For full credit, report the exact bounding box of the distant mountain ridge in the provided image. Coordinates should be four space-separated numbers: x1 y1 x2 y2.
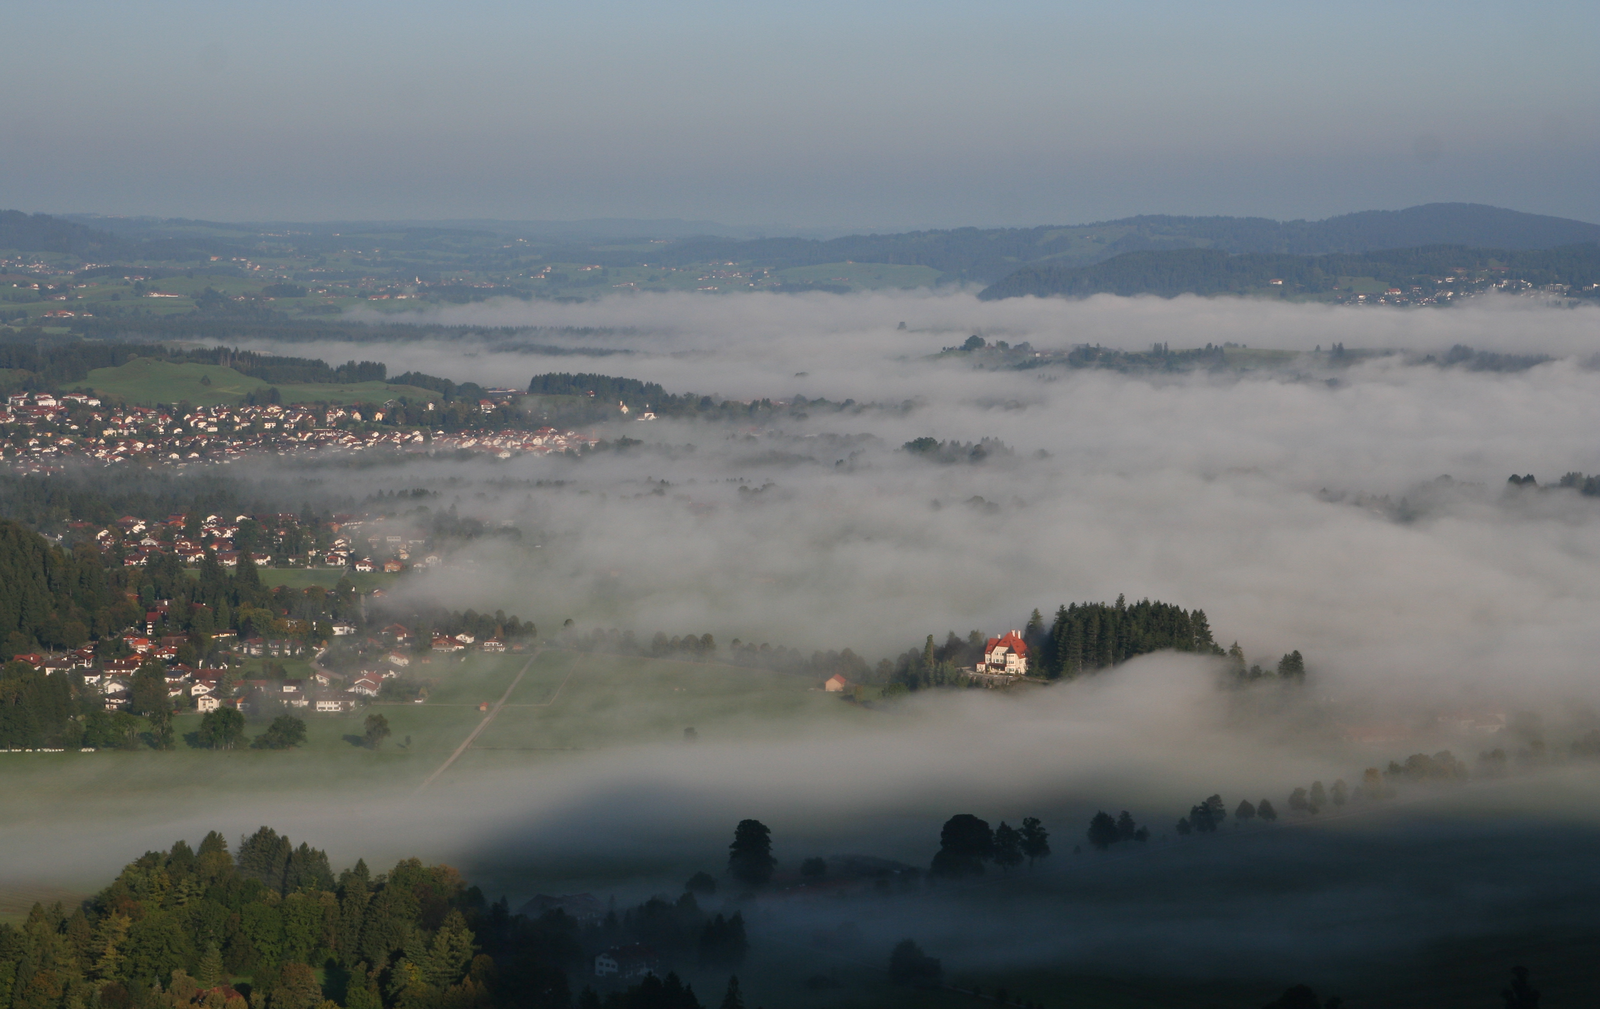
631 203 1600 282
7 204 1600 288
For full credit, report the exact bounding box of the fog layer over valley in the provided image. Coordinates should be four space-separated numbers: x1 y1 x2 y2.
9 291 1600 1001
275 292 1600 699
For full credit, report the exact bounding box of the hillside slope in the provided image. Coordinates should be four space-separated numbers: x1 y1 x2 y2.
978 243 1600 300
0 211 127 258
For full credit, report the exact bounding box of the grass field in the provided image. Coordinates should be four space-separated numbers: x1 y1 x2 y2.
0 649 847 813
68 357 443 407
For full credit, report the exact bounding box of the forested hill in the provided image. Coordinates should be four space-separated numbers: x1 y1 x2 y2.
645 203 1600 282
977 243 1600 301
0 210 128 258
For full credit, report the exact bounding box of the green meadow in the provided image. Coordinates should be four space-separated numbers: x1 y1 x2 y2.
0 649 850 830
68 357 443 407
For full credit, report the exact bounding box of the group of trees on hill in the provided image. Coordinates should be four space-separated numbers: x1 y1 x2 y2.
525 372 782 426
929 814 1051 877
0 826 576 1009
1225 644 1306 685
1085 811 1149 850
1034 596 1222 679
901 437 1013 465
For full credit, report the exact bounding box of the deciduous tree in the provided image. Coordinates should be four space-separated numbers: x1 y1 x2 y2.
931 814 993 876
1019 817 1050 868
198 707 245 750
363 713 391 749
727 820 775 887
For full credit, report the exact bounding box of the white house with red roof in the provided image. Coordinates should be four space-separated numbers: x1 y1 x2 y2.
976 630 1029 678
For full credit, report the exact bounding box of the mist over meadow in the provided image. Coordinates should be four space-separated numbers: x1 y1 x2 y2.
237 291 1600 700
11 290 1600 997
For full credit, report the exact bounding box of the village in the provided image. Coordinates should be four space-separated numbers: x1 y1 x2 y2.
3 610 529 745
0 390 597 474
0 492 542 749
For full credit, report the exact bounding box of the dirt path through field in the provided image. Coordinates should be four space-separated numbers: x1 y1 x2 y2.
414 648 571 792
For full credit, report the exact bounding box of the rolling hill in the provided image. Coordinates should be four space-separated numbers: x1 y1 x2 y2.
977 243 1600 301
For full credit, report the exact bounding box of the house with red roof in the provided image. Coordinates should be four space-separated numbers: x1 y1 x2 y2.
976 630 1029 678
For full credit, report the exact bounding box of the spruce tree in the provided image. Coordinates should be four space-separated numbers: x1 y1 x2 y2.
196 943 223 988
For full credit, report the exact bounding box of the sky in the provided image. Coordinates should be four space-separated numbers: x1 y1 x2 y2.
3 0 1598 228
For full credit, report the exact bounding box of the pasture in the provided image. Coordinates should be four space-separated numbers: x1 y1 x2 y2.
68 357 443 407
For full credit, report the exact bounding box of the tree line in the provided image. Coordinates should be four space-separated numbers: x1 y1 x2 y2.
1033 597 1221 679
979 242 1600 300
0 335 471 401
0 826 576 1009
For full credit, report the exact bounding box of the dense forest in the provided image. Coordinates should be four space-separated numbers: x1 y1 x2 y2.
978 243 1600 300
0 520 122 656
0 827 752 1009
0 828 574 1009
1035 597 1222 678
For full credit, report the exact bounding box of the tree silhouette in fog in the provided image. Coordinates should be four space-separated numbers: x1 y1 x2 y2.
1019 817 1051 867
727 820 775 887
1502 966 1540 1009
931 814 994 876
888 939 941 985
992 822 1023 872
1086 812 1120 851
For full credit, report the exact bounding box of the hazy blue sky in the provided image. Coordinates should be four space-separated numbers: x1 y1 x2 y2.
3 0 1597 228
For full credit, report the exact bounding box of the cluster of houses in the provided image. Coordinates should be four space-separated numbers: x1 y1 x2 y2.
9 612 515 716
65 507 449 575
0 390 597 475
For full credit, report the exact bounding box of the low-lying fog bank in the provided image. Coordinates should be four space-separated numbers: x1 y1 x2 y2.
222 292 1600 711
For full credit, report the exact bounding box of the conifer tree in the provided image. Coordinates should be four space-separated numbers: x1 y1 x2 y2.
196 943 224 988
